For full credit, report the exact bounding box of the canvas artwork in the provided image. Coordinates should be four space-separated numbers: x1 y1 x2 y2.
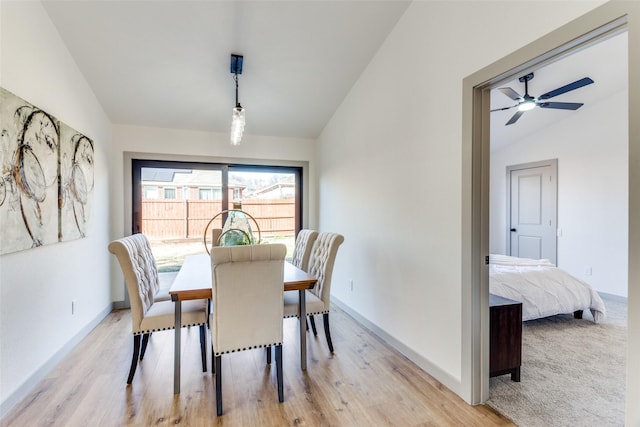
59 123 94 241
0 87 94 255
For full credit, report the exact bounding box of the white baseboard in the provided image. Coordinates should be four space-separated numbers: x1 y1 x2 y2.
331 296 463 397
599 291 628 303
0 303 113 419
112 299 129 310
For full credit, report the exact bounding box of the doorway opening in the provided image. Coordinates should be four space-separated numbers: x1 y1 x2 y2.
462 7 631 412
486 29 628 424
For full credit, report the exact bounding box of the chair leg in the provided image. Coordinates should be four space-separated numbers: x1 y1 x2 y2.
199 325 207 372
275 344 284 403
127 335 141 384
139 333 150 360
309 315 318 336
211 345 215 374
323 313 334 353
215 356 223 416
266 346 272 364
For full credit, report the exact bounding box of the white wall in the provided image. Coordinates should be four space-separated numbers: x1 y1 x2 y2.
109 125 316 301
491 89 628 297
2 0 630 420
317 0 605 397
0 1 112 415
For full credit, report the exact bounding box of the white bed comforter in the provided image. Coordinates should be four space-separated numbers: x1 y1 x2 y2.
489 254 606 323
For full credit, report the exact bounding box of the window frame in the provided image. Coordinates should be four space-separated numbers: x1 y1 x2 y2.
132 159 302 236
163 187 177 199
198 187 214 200
143 185 159 199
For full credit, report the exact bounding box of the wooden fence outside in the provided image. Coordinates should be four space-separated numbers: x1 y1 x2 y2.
141 199 295 240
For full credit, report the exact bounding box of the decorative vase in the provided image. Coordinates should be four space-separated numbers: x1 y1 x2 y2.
219 203 254 246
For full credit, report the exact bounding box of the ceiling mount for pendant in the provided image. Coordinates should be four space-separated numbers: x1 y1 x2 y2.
230 54 243 75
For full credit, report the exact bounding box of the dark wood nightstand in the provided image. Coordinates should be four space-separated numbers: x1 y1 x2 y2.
489 294 522 382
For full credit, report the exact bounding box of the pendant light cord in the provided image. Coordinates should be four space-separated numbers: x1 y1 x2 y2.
234 73 241 108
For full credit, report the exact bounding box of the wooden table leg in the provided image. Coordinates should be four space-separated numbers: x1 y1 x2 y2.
174 300 182 394
299 289 307 370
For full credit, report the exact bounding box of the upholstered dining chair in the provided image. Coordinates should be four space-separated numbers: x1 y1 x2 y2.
283 232 344 352
108 233 208 384
110 233 173 303
290 229 318 272
210 244 287 416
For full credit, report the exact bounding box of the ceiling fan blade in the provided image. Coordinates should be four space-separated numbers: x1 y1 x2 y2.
538 77 594 100
498 87 522 101
491 104 518 112
505 110 524 125
538 102 584 110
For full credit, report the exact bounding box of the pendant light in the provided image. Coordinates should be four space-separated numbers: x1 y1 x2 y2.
230 54 244 146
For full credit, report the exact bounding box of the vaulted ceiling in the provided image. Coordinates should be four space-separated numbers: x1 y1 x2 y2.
42 0 410 139
42 1 626 147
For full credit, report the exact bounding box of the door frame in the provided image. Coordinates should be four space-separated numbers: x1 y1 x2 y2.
461 2 638 415
506 159 558 264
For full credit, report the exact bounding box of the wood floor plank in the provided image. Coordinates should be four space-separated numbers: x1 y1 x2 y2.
1 305 514 426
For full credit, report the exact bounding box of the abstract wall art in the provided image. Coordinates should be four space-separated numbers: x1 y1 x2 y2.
0 87 94 255
59 124 95 241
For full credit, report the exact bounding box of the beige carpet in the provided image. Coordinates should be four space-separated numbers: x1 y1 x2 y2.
487 293 627 427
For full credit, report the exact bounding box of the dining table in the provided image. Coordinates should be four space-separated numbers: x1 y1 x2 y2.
169 253 317 394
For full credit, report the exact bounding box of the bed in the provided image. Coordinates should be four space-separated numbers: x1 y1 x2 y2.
489 254 606 323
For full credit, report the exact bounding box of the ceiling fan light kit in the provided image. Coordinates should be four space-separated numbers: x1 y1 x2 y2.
518 99 536 112
492 71 594 125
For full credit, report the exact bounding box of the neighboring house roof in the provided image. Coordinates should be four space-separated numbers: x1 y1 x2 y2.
141 168 244 189
246 182 295 199
141 168 185 182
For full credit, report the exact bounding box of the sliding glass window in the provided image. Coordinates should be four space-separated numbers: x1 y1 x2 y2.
132 159 302 272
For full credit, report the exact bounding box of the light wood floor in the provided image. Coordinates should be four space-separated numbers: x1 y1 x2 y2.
2 304 514 426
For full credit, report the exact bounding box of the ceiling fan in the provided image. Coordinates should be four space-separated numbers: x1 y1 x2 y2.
492 72 594 125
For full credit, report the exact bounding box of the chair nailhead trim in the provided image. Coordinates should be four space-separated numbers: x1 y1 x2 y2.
214 342 282 357
283 310 329 319
134 322 206 335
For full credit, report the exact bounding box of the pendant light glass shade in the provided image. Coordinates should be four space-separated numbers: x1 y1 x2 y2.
230 105 245 146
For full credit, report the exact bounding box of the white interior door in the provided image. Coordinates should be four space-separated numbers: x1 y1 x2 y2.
508 160 557 264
